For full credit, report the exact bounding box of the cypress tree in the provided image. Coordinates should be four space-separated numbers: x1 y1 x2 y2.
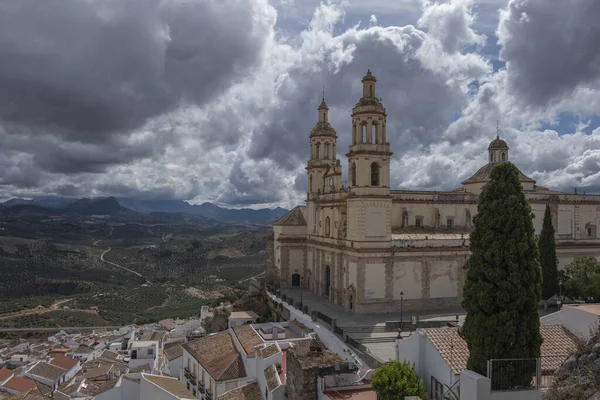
540 204 558 300
462 162 542 383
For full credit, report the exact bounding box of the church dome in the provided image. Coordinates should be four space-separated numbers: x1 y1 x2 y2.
488 136 508 150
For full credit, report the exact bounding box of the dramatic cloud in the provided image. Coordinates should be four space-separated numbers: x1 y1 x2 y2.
1 0 600 206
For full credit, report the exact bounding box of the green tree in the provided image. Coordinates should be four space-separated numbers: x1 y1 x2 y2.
563 257 600 300
462 162 542 382
371 361 427 400
540 204 558 300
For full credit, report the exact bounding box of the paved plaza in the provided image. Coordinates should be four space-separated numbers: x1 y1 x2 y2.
278 287 465 327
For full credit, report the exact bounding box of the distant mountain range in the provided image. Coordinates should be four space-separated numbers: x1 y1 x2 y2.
1 196 288 225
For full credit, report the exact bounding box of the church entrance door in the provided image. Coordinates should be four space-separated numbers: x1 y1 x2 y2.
324 265 331 298
291 273 300 287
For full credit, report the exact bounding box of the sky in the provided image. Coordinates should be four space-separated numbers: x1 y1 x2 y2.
1 0 600 208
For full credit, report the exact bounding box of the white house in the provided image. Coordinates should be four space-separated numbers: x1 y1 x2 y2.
182 330 254 400
164 344 184 379
396 325 579 399
129 340 159 371
50 354 81 382
71 344 97 362
26 361 68 390
541 304 600 341
228 311 259 329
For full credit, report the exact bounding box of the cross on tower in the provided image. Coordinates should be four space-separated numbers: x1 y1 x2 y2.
322 86 325 102
496 120 500 139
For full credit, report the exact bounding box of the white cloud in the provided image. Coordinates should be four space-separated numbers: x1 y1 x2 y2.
1 0 600 206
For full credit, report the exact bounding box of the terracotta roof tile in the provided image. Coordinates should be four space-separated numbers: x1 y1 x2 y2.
4 389 50 400
183 331 247 381
264 366 281 392
218 381 262 400
50 355 79 371
3 376 37 392
273 206 307 226
84 363 113 379
28 362 66 382
422 325 578 375
143 373 195 399
462 162 535 185
258 344 280 359
421 327 469 374
164 344 184 361
0 367 14 382
540 325 578 372
232 325 264 357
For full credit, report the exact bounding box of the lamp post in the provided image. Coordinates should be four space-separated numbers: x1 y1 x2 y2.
400 291 404 326
558 279 563 310
300 277 304 313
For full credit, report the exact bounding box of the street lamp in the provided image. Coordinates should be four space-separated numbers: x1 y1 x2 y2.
558 279 563 310
400 291 404 326
300 277 304 313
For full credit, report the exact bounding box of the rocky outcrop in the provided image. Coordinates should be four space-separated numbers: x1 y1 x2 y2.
546 337 600 399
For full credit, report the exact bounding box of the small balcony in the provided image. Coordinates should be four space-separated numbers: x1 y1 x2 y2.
198 381 205 391
183 367 192 380
206 389 213 399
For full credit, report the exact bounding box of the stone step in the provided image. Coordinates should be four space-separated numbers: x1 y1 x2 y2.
355 337 396 344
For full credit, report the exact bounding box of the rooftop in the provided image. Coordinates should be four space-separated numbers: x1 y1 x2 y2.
143 373 195 399
422 324 578 375
78 378 121 397
229 311 259 320
264 366 281 392
462 162 535 185
218 381 262 400
183 331 247 381
164 344 184 361
84 363 113 379
231 325 264 356
50 355 79 370
3 376 37 393
325 388 377 400
4 389 48 400
258 344 280 359
0 367 14 382
28 362 67 382
273 206 307 226
565 303 600 316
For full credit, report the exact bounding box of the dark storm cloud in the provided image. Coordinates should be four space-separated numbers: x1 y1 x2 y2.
0 0 267 143
248 26 464 174
499 0 600 107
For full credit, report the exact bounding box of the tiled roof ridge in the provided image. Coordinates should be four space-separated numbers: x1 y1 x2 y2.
273 206 307 226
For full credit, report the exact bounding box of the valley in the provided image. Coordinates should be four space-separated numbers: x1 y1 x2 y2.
0 197 277 329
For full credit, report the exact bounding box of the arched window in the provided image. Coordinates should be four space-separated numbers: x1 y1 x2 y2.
371 162 380 186
501 152 506 162
309 175 313 192
489 153 493 163
325 143 330 159
371 124 377 144
325 217 331 237
361 125 367 143
351 163 357 186
316 143 321 159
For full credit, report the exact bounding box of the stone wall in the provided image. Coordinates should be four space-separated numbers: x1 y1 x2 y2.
265 231 275 286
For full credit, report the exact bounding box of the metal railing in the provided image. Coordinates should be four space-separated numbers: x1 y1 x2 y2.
487 355 569 391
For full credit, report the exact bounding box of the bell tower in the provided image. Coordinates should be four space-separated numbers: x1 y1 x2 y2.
345 70 392 242
306 93 341 233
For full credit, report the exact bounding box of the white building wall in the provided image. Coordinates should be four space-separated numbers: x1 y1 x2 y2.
167 356 183 379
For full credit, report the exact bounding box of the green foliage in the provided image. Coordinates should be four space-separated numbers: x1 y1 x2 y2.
371 361 427 400
562 257 600 300
540 204 558 299
461 162 542 380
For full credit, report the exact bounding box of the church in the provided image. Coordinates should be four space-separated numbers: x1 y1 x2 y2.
266 70 600 313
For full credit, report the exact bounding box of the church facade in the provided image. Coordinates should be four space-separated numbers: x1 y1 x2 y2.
266 71 600 313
